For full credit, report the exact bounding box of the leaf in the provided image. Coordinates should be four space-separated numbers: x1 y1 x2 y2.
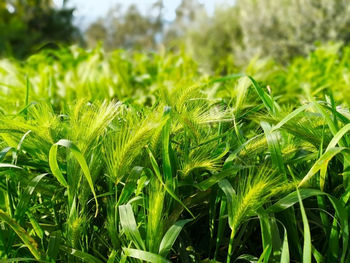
234 254 258 263
0 209 42 260
118 204 146 250
298 147 347 187
47 231 62 261
268 188 323 213
196 168 238 191
325 123 350 151
247 76 276 115
257 210 272 263
49 139 99 217
0 163 22 169
267 188 349 261
257 245 271 263
26 212 43 239
117 166 144 206
48 143 68 187
0 147 13 162
297 189 311 263
218 179 236 229
107 250 118 263
162 107 173 186
0 258 38 262
146 147 195 218
214 198 227 259
209 74 276 115
280 226 290 263
159 219 192 256
123 248 171 263
60 245 104 263
16 174 47 224
271 103 313 132
261 121 285 174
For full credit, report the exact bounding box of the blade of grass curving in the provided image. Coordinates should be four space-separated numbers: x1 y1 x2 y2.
0 163 22 169
271 103 313 132
312 101 350 197
49 139 98 216
312 245 324 263
48 144 68 187
12 130 31 165
298 147 347 187
247 76 276 115
159 219 192 257
325 123 350 150
325 123 350 194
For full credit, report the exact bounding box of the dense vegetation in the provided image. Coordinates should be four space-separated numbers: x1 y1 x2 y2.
1 44 350 263
0 0 78 58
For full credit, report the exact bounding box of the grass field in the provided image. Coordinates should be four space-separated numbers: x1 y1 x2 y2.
1 45 350 262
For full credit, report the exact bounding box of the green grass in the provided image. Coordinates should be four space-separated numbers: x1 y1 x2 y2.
0 45 350 262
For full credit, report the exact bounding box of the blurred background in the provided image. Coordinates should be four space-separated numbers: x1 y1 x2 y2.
1 0 350 71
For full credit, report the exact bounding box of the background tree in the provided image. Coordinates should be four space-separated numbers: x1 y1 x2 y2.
184 5 241 73
236 0 350 64
164 0 205 44
0 0 79 58
85 2 163 51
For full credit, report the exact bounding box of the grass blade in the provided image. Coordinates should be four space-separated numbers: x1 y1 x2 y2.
60 245 104 263
118 204 146 250
123 247 171 263
0 209 42 260
159 219 192 256
297 189 311 263
49 139 99 216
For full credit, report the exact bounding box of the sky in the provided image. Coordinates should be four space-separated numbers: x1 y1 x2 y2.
53 0 229 29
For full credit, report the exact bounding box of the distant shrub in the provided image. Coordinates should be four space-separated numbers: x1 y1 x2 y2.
236 0 350 63
185 6 242 73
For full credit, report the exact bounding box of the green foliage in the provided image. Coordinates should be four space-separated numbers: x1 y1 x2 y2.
184 5 241 73
249 44 350 106
236 0 350 63
1 45 350 263
182 0 350 70
0 0 79 58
